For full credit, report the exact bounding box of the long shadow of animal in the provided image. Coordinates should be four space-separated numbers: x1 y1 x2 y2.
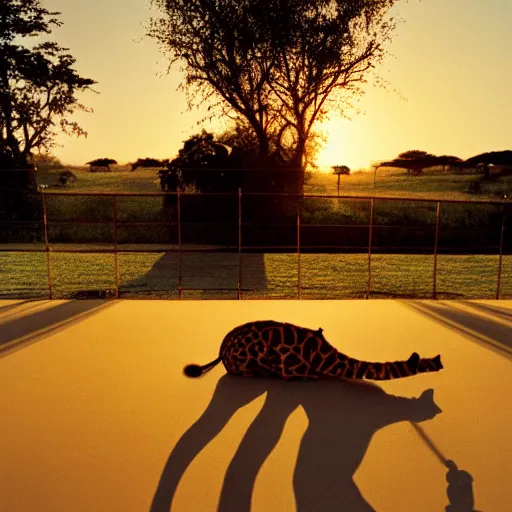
150 375 442 512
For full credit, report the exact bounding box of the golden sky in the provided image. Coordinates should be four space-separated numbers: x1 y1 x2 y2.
41 0 512 171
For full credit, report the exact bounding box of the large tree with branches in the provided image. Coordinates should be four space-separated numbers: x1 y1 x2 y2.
0 0 96 190
148 0 404 194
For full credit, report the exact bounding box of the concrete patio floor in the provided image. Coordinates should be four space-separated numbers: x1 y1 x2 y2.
0 299 510 512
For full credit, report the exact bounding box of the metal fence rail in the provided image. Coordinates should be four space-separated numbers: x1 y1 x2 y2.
0 189 509 300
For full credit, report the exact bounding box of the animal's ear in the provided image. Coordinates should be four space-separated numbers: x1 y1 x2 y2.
411 388 442 421
418 388 434 401
433 354 443 369
418 388 442 415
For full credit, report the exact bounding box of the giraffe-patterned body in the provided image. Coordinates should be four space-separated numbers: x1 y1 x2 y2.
184 320 443 380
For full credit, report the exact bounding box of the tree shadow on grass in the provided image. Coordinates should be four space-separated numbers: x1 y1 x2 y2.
0 299 116 357
121 251 267 299
404 301 512 359
150 374 442 512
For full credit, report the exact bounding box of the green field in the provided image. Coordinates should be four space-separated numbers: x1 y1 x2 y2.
36 164 512 200
1 165 509 300
1 251 510 300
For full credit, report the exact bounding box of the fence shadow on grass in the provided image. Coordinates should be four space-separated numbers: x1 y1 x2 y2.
121 251 267 298
404 301 512 358
150 374 442 512
0 299 116 357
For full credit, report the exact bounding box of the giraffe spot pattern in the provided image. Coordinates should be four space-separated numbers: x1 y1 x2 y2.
216 321 443 381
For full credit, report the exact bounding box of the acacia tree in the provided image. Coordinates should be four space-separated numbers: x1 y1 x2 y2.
131 158 169 171
332 165 350 175
0 0 96 184
148 0 404 193
86 158 117 171
376 151 464 175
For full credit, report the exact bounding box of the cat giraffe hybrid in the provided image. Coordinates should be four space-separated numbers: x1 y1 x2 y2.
184 321 443 381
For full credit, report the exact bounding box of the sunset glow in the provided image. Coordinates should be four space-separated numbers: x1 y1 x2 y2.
315 117 372 172
40 0 511 169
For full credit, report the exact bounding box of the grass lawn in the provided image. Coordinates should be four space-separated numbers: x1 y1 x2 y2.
36 165 511 201
1 251 510 300
305 168 483 200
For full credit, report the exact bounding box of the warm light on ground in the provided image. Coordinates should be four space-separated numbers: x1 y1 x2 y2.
0 299 510 511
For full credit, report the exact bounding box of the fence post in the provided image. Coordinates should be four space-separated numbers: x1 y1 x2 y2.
238 188 242 300
42 192 52 299
496 213 506 300
113 195 119 298
177 191 183 300
366 198 374 299
297 201 301 299
432 202 441 299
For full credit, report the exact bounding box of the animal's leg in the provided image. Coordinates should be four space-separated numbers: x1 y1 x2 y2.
218 386 300 511
150 374 266 512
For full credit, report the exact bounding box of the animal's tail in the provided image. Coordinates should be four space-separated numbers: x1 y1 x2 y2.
183 356 222 378
348 353 443 380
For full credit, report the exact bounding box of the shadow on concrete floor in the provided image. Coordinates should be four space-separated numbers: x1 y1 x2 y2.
0 299 49 315
0 299 115 357
460 300 512 320
410 423 481 512
404 301 511 359
150 375 443 512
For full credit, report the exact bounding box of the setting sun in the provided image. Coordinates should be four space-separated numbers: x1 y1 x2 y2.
315 117 372 172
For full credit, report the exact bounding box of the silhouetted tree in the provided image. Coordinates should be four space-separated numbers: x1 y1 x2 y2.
332 165 350 194
378 150 441 176
469 158 512 179
158 131 243 225
0 0 96 181
397 150 433 160
86 158 117 171
435 155 463 172
159 131 241 193
56 169 77 186
0 0 95 232
465 150 512 167
148 0 407 194
131 158 169 171
376 152 469 176
216 121 299 194
31 152 64 172
332 165 351 176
